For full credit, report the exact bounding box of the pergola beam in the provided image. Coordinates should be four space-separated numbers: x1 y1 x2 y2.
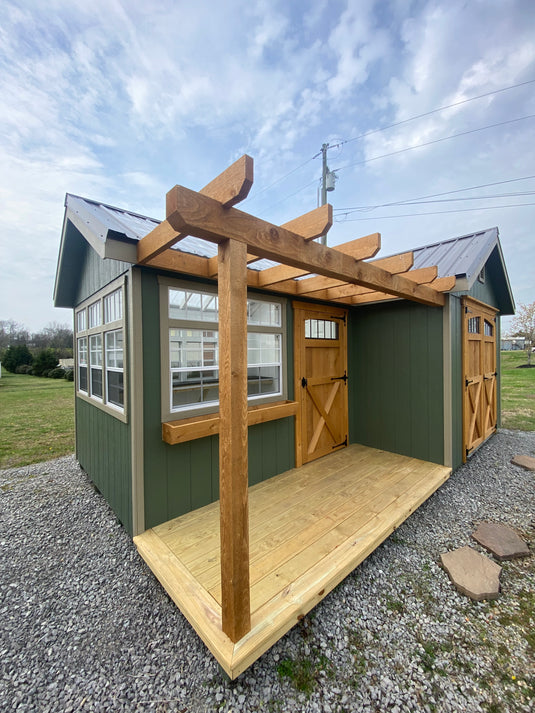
165 186 445 307
137 155 254 264
257 232 380 288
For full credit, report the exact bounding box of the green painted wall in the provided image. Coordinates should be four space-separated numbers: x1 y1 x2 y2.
76 398 132 533
140 269 296 529
75 237 130 305
348 300 444 465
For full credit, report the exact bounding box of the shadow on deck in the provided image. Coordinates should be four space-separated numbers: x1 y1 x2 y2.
134 444 451 678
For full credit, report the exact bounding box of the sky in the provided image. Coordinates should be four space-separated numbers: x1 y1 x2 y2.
1 0 534 335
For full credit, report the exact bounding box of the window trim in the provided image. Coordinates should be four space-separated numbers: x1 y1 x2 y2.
74 276 127 423
159 277 288 422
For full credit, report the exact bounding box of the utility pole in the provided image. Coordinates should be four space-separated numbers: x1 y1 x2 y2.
320 142 336 246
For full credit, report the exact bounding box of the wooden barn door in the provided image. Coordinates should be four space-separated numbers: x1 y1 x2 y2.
294 302 348 466
462 297 498 462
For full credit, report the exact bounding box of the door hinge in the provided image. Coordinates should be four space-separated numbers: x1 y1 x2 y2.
465 378 474 388
301 377 308 388
331 314 346 324
333 436 348 449
331 371 348 383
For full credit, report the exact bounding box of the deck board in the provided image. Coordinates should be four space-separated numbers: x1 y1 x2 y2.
134 444 450 678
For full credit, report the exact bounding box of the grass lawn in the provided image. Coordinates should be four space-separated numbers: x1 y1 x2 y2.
0 350 533 470
0 370 75 469
500 350 535 430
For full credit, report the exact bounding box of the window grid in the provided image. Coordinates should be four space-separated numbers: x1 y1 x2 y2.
75 282 125 415
167 286 284 414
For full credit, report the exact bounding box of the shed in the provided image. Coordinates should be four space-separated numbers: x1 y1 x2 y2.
54 156 514 677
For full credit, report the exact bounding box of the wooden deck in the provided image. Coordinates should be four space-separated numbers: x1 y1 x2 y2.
133 444 451 678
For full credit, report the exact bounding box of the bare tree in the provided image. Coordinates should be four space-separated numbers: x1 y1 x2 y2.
511 301 535 366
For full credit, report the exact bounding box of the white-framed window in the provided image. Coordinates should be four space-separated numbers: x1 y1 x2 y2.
75 277 126 421
161 281 286 419
88 301 102 328
78 336 88 393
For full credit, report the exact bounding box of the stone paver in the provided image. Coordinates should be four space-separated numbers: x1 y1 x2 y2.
472 521 530 560
511 454 535 471
440 546 501 600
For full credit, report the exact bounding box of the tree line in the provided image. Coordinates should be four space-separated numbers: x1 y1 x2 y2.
0 319 74 378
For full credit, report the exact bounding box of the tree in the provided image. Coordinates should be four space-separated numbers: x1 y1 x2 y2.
0 320 30 350
1 344 33 372
511 301 535 366
32 348 59 377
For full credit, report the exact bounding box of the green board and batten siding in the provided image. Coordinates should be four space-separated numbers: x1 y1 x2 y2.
73 236 133 533
76 399 132 533
139 269 295 530
347 301 445 465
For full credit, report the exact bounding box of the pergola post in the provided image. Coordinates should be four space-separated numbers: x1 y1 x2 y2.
218 238 251 641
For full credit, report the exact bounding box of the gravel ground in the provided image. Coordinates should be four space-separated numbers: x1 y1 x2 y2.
1 429 534 713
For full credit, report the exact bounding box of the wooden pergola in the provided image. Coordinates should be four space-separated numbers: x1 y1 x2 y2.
134 155 453 645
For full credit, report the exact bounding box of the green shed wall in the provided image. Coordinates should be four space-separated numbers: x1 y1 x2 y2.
74 235 130 305
348 300 444 465
71 238 133 533
76 398 133 533
140 269 296 530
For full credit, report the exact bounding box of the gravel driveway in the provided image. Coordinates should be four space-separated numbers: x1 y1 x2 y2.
1 430 534 712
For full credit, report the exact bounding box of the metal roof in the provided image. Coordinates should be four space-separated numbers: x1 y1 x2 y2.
57 194 514 313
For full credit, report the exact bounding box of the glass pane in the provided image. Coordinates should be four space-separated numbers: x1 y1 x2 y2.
247 333 280 365
305 319 338 340
88 301 101 328
79 366 87 392
77 310 86 332
107 370 124 407
91 367 102 398
247 299 281 327
484 320 493 337
247 366 280 396
105 330 123 368
104 288 123 323
169 288 218 322
172 369 219 408
468 316 480 334
170 329 218 369
78 337 87 365
90 334 102 366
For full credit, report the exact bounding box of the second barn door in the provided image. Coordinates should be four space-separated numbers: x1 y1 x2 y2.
294 302 348 466
462 296 498 461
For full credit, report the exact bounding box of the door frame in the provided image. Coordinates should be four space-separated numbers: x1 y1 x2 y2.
461 296 498 462
293 301 349 467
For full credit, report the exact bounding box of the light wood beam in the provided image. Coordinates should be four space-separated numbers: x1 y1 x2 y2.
300 251 414 299
256 231 380 288
137 155 254 264
207 204 333 280
349 273 456 305
143 248 212 278
218 239 251 642
166 187 444 306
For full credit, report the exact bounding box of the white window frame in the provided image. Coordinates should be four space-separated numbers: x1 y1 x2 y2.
74 276 127 422
160 278 287 421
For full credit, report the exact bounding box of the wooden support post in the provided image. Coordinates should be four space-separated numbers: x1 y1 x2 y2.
218 238 251 642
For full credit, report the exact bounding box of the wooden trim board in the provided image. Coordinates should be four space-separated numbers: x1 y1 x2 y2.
162 400 298 445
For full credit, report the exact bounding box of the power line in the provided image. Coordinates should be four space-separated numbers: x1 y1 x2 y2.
335 201 535 222
334 175 535 213
249 78 535 211
339 78 535 147
332 114 535 174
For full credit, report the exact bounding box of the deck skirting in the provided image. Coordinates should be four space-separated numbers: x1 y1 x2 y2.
134 444 451 678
